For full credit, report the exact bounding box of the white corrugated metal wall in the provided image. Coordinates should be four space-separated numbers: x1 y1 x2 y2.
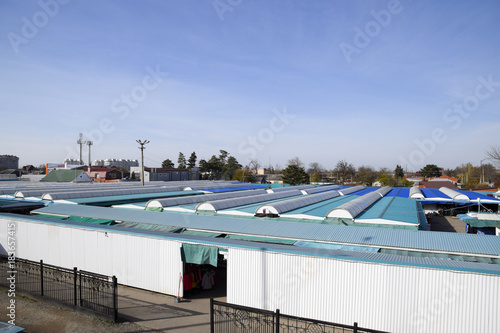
2 215 500 332
227 248 500 333
0 216 184 296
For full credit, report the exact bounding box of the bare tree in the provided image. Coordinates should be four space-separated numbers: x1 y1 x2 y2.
307 162 323 175
482 163 497 183
378 167 391 175
248 159 261 175
287 157 303 167
334 160 355 183
486 145 500 166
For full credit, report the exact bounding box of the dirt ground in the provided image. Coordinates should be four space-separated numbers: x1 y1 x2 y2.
0 290 159 333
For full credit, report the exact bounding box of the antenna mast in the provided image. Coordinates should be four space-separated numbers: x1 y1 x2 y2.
86 140 93 169
77 133 84 165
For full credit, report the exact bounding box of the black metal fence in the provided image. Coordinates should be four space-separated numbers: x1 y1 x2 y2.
210 299 389 333
0 255 117 322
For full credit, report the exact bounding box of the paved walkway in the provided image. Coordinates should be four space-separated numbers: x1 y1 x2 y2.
118 283 227 332
430 215 466 233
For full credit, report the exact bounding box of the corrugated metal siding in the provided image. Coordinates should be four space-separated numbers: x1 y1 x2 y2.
0 216 184 296
227 247 500 333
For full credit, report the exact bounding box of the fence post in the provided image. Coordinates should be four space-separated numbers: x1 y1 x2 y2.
79 270 82 306
112 276 118 323
73 267 77 306
210 298 214 333
40 260 44 296
275 309 280 333
354 322 358 333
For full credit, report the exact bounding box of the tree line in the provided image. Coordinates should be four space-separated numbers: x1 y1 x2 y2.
160 145 500 187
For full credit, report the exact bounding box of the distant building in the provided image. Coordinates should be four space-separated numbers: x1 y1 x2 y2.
46 163 82 174
41 169 92 182
418 180 459 189
0 155 19 170
85 167 122 182
63 158 82 165
428 175 458 184
130 167 199 182
22 165 36 173
94 159 139 170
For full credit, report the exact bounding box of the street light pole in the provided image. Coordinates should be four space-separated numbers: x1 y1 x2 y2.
136 139 150 186
480 159 486 185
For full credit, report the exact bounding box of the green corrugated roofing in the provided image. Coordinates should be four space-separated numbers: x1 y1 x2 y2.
225 234 296 245
294 240 380 252
33 213 115 225
176 229 223 237
41 170 85 182
32 203 500 256
7 212 500 275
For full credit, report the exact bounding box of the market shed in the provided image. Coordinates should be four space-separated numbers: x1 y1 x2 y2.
2 211 500 333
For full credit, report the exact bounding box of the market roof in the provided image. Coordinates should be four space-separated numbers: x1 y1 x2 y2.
32 203 500 257
195 190 301 212
457 213 500 228
8 212 500 275
255 190 341 215
326 187 392 220
145 189 267 211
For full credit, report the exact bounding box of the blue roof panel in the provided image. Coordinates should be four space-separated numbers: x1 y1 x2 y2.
421 188 451 199
386 188 410 198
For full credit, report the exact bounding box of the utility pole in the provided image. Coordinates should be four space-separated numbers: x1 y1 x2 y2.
85 140 93 171
136 139 150 186
77 133 84 165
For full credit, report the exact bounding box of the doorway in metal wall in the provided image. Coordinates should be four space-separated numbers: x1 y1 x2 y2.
181 246 227 301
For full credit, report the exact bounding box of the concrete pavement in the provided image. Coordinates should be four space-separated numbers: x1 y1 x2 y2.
118 282 227 332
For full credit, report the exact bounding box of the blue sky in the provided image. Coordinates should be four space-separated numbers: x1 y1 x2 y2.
1 0 499 172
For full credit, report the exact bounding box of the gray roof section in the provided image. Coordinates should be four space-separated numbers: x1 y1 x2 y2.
146 189 268 210
338 185 365 195
301 185 340 195
195 190 302 212
33 204 500 256
41 186 184 201
269 185 315 193
255 190 340 215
